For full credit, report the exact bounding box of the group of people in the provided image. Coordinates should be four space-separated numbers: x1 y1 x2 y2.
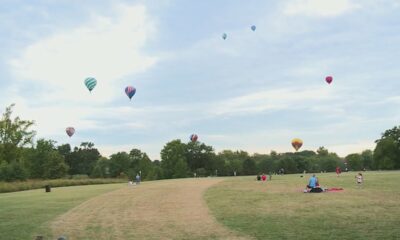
304 171 364 193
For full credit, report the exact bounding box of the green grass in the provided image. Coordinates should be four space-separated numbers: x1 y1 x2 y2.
0 183 125 240
205 171 400 240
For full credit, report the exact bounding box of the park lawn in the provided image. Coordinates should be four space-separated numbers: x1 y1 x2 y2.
0 183 125 240
205 171 400 240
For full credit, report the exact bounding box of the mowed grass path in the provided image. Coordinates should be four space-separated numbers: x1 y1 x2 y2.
205 171 400 240
0 183 125 240
50 178 248 240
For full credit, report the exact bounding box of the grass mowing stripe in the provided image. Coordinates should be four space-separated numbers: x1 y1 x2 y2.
0 183 125 240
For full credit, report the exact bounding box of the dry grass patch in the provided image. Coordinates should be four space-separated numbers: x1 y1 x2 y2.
51 178 251 240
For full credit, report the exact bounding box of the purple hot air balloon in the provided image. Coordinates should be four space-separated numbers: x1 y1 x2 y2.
66 127 75 137
190 134 198 142
125 86 136 100
325 76 333 84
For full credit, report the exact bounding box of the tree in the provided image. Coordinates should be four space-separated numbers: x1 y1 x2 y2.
66 142 100 175
346 153 363 171
242 158 257 175
160 140 187 179
0 104 35 163
374 126 400 170
361 150 373 170
27 139 68 179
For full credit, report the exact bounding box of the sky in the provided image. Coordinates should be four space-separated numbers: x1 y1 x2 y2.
0 0 399 160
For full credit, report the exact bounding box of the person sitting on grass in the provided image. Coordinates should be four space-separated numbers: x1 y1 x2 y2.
256 174 261 181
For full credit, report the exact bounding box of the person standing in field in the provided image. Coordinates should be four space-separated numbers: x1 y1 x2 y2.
136 174 141 185
307 174 317 189
336 166 342 177
356 173 363 187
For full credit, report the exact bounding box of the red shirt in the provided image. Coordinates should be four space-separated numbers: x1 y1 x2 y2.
261 175 267 181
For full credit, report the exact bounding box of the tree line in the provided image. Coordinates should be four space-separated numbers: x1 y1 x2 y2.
0 104 399 181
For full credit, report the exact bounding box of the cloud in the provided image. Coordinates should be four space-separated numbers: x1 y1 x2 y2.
212 86 335 116
283 0 360 17
9 4 158 104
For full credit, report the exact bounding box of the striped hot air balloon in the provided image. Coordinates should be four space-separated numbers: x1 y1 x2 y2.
251 25 256 31
222 33 227 40
190 134 198 142
125 86 136 100
84 77 97 92
66 127 75 137
291 138 303 151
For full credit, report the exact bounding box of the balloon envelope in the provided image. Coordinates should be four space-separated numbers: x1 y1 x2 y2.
125 86 136 100
325 76 333 84
66 127 75 137
251 25 256 31
222 33 227 40
291 138 303 151
84 77 97 92
190 134 198 142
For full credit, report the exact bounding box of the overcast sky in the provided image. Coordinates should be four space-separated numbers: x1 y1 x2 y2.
1 0 399 159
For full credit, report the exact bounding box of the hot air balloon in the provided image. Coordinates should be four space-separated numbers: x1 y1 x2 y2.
84 77 97 92
66 127 75 137
125 86 136 100
190 134 198 142
251 25 256 31
291 138 303 151
222 33 227 40
325 76 333 84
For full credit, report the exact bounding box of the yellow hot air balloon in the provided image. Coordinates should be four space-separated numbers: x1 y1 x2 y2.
291 138 303 151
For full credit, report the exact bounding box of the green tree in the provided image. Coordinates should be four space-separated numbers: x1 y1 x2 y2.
346 153 363 171
0 104 35 164
373 126 400 169
160 140 187 179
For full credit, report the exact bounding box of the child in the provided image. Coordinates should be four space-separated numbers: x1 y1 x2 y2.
261 173 267 182
356 173 363 187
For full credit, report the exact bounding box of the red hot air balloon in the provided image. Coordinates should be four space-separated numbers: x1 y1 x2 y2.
325 76 333 84
66 127 75 137
190 134 198 142
291 138 303 151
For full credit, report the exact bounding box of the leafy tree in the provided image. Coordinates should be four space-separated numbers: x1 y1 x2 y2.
242 158 257 175
160 140 187 179
0 104 35 163
66 142 100 175
374 126 400 169
346 153 363 171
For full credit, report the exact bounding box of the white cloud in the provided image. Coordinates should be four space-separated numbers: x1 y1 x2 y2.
212 86 335 116
283 0 360 17
9 4 158 104
328 140 375 157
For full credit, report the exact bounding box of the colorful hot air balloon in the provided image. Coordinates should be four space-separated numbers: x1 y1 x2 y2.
190 134 198 142
251 25 256 31
125 86 136 100
66 127 75 137
291 138 303 151
325 76 333 84
222 33 227 40
84 77 97 92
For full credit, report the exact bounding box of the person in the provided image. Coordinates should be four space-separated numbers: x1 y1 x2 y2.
356 173 363 187
136 174 141 185
307 174 317 189
256 174 261 181
336 166 341 177
261 173 267 182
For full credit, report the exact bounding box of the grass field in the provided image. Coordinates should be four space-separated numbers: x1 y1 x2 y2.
0 183 125 240
205 171 400 240
1 172 399 240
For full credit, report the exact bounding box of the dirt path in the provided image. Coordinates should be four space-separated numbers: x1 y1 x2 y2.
50 178 250 240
